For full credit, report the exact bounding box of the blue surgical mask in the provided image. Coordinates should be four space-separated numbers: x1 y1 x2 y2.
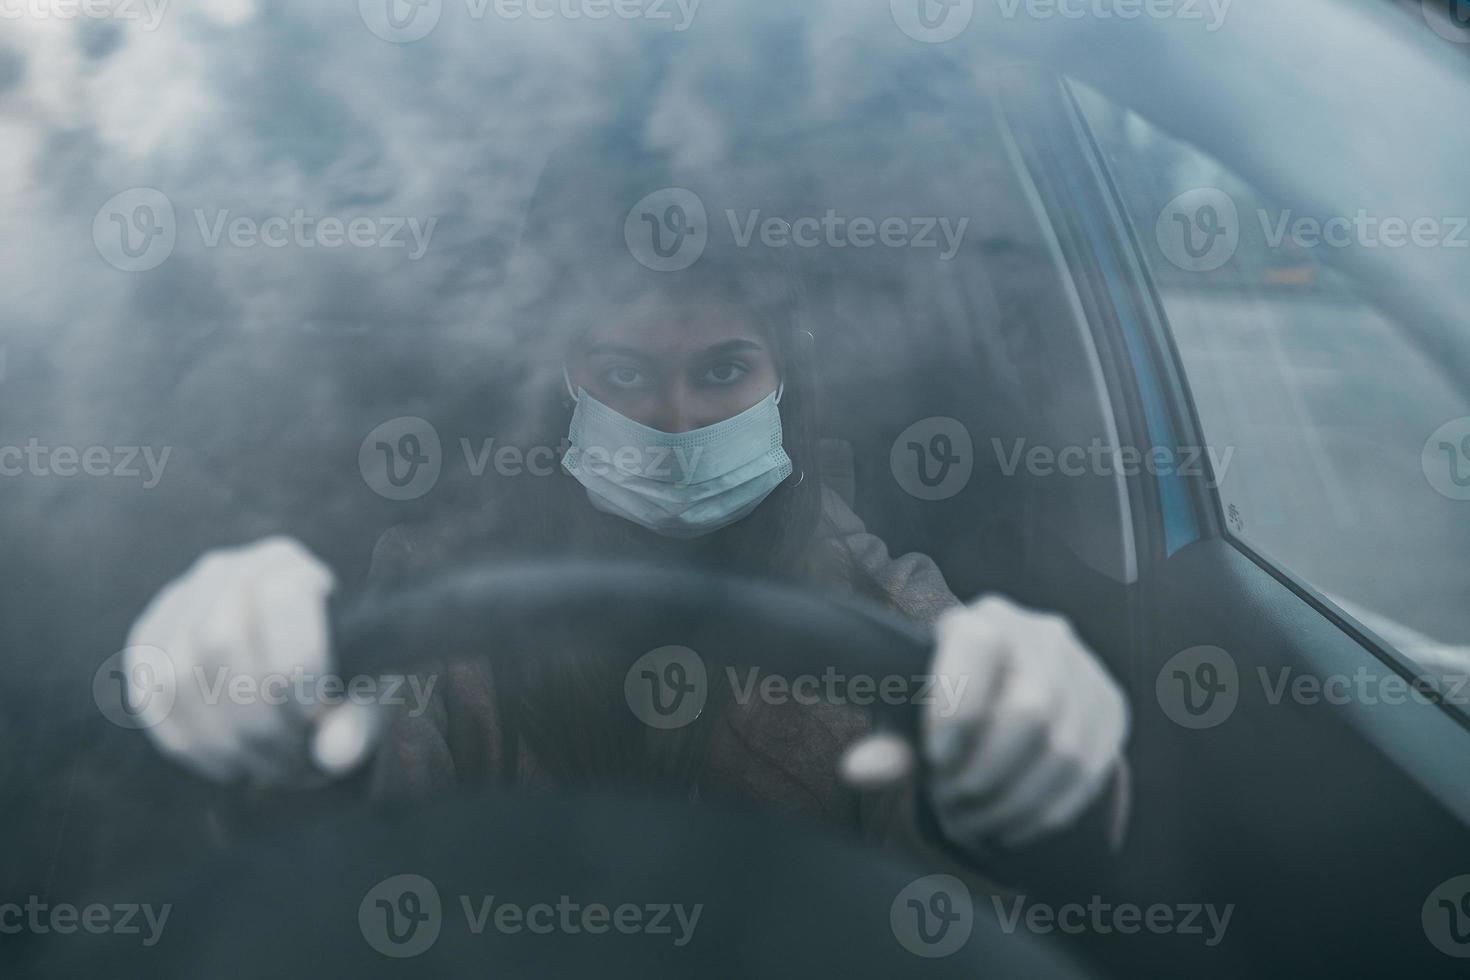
560 374 793 539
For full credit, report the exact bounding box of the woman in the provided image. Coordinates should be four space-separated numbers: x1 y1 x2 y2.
122 143 1130 856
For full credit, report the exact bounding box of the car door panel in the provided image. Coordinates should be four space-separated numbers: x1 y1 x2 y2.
993 63 1470 979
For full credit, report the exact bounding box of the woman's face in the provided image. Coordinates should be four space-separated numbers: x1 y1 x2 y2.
567 301 781 433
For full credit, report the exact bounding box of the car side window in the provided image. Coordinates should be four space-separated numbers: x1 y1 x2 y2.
1069 80 1470 683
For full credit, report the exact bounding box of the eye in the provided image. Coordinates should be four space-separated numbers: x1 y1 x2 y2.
601 364 646 389
700 361 749 385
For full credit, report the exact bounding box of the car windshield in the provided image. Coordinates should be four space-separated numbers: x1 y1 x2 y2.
4 1 1470 976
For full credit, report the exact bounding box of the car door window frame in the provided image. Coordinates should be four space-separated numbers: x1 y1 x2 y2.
1050 72 1470 732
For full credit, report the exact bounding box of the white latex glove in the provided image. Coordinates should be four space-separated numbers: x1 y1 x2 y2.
123 536 384 786
922 596 1129 848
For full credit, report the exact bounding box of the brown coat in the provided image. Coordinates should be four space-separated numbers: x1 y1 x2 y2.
363 486 961 840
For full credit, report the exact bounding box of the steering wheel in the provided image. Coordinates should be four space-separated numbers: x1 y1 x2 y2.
35 558 1098 980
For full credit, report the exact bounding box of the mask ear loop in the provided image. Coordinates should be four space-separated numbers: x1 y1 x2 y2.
773 377 799 484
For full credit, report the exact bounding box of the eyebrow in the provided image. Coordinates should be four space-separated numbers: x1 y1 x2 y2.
582 343 649 359
700 339 764 357
582 338 765 359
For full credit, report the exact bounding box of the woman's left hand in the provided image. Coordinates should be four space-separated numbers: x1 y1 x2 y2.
921 595 1130 849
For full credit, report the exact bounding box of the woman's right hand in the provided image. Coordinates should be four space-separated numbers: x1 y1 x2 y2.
123 536 383 786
